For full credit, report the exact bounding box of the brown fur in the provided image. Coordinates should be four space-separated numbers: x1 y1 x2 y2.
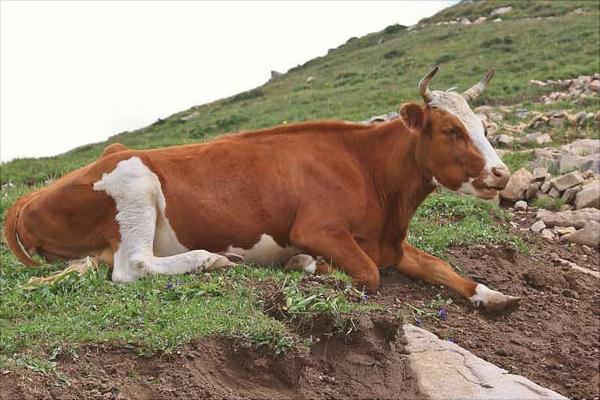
4 103 488 295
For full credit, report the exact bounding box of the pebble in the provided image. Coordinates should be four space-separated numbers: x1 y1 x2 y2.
514 200 528 211
562 289 579 299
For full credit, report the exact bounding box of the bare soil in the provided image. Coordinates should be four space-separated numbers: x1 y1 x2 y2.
373 210 600 400
0 314 422 400
2 210 598 400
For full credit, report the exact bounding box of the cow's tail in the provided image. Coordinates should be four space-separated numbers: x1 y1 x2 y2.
3 197 39 267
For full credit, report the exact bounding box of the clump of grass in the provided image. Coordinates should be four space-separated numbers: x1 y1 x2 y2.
532 196 566 211
502 151 534 172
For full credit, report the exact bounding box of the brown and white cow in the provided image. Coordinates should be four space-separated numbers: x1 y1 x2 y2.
4 67 519 311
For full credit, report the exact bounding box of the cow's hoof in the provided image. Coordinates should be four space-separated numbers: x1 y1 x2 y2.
285 254 316 273
204 255 237 272
481 294 521 313
219 252 245 264
470 284 520 313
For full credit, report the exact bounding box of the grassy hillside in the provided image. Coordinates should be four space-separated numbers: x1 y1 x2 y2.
1 0 598 185
0 0 598 372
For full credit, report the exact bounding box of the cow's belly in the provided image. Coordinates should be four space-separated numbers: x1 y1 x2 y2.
225 233 301 266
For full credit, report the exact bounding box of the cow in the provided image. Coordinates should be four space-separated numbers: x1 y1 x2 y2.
3 67 519 312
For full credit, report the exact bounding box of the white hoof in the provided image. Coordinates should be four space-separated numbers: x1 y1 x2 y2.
470 284 521 312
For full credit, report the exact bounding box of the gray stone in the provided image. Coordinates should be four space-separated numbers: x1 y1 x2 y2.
558 154 599 174
562 221 600 247
561 186 582 204
551 171 584 191
495 134 514 146
536 208 600 229
521 132 552 145
540 181 552 193
180 111 200 121
526 182 542 200
403 325 568 400
500 168 533 201
548 187 561 198
533 167 548 182
514 200 528 211
555 226 576 236
490 6 513 17
574 182 600 209
541 229 555 241
530 220 546 233
562 139 600 156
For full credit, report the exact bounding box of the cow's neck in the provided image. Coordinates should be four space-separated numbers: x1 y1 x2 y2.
356 120 436 247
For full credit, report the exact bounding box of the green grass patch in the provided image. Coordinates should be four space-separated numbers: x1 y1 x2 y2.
502 151 534 172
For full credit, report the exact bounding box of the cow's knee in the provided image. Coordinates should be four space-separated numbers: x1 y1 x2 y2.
354 269 380 294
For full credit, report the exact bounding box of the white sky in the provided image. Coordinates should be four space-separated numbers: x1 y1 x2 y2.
0 0 453 162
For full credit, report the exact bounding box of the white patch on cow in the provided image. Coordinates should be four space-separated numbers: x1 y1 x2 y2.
469 283 515 308
429 91 507 187
94 156 232 282
226 233 301 266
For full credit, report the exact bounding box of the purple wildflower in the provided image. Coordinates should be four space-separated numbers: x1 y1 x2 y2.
437 307 448 320
414 317 421 327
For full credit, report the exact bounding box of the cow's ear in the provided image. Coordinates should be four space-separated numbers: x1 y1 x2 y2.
399 103 425 131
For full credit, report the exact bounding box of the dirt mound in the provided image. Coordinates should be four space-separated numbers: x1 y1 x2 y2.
373 230 599 399
0 315 422 400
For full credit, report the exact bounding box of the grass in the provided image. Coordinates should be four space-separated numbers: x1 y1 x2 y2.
1 0 596 374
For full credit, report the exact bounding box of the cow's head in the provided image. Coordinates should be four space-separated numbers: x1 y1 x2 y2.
402 66 510 200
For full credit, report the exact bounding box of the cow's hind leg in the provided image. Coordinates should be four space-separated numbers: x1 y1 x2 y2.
95 156 235 282
396 243 520 312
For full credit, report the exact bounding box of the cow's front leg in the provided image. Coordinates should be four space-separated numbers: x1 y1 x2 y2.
396 242 520 312
290 227 380 293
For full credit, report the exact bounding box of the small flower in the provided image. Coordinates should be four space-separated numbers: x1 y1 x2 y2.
360 293 369 302
437 307 448 320
446 338 455 343
414 317 421 327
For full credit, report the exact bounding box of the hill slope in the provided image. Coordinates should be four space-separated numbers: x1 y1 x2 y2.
1 0 598 184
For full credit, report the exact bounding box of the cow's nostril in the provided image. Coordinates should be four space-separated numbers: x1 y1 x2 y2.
491 166 510 187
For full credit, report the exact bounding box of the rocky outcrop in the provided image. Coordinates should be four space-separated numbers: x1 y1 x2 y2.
500 168 533 201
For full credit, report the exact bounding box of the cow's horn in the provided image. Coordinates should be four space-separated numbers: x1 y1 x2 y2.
419 66 439 103
462 67 495 101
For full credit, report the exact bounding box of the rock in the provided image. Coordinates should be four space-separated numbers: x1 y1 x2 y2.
459 17 471 25
557 154 599 174
500 168 534 201
472 16 487 24
530 220 546 233
574 183 600 209
514 200 528 211
521 132 552 145
493 18 503 23
490 6 513 17
536 208 600 229
550 171 584 191
555 226 576 236
180 111 200 121
526 182 541 200
540 181 552 193
562 139 600 156
561 221 600 247
548 187 561 198
270 70 283 80
561 186 582 204
541 229 555 241
403 325 568 400
495 134 515 147
306 76 315 83
533 167 548 181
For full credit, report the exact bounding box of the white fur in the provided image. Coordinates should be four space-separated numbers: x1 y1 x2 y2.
469 283 511 307
226 233 301 266
429 90 507 192
304 260 317 274
94 156 230 282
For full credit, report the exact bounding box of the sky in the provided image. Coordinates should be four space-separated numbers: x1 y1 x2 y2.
0 0 454 162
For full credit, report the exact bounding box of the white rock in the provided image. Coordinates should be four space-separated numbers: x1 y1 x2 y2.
490 6 513 17
555 226 576 236
514 200 528 211
541 229 555 241
530 220 546 233
574 182 600 209
500 168 534 201
522 132 552 145
536 208 600 229
562 221 600 247
550 171 584 192
403 325 568 400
